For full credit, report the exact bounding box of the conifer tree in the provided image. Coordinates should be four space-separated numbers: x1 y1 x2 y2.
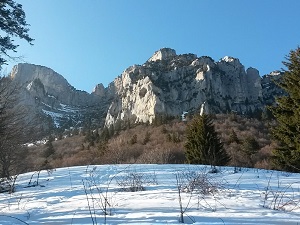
0 0 34 67
270 47 300 172
228 129 239 144
241 136 259 167
185 114 230 169
44 136 55 158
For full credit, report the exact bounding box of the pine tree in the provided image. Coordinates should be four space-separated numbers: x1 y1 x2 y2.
100 126 110 142
0 0 34 67
241 136 259 167
185 114 230 169
270 47 300 172
44 136 55 158
228 129 239 144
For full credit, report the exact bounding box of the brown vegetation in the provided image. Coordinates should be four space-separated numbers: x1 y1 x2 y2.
24 114 276 171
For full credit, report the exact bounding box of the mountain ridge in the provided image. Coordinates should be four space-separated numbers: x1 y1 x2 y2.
7 48 283 133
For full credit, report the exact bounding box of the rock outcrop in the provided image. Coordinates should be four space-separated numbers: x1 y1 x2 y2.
104 48 268 126
9 63 107 131
261 70 285 105
10 63 99 106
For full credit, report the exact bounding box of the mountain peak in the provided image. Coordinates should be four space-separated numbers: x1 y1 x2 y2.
148 48 177 62
221 56 239 63
10 63 69 87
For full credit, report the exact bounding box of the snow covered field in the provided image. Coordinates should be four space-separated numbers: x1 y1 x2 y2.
0 164 299 224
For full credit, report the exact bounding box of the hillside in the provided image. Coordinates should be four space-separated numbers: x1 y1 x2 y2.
25 114 276 171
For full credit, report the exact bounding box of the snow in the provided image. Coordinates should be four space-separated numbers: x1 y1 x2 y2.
59 104 79 113
48 94 57 99
41 102 52 108
222 56 235 63
181 111 188 121
41 103 80 128
0 165 299 224
42 109 63 128
26 82 33 91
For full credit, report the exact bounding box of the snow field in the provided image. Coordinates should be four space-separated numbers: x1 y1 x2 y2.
0 164 299 224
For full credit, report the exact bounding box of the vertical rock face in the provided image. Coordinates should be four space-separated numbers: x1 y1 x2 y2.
10 63 100 106
261 71 285 105
104 48 269 127
9 63 105 131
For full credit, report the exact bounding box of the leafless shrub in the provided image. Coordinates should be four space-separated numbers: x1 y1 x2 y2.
175 171 194 223
175 167 226 223
183 170 220 195
0 176 17 193
261 172 300 211
116 169 157 192
82 165 123 225
138 147 174 164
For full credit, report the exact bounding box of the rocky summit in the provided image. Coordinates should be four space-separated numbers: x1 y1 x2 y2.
9 63 108 133
8 48 283 132
104 48 282 127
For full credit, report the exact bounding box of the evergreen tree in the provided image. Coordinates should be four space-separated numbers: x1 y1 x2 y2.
129 134 137 145
228 129 239 144
185 114 230 169
0 0 34 67
108 124 115 137
241 136 259 167
142 131 151 145
270 47 300 172
84 129 93 144
44 136 55 158
100 126 110 142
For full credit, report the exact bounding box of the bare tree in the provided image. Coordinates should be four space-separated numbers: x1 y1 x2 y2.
0 77 33 179
175 171 195 223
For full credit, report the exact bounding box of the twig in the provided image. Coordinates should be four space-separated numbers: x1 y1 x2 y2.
0 215 29 225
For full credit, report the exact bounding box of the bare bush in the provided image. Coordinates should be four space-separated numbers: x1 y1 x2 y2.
116 169 157 192
261 172 300 211
82 166 122 225
175 167 226 223
138 147 174 164
175 171 194 223
183 170 220 195
0 176 17 193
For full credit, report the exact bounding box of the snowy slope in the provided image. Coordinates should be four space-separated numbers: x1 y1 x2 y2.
0 164 299 224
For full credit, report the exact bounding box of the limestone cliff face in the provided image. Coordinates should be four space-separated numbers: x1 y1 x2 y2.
105 67 159 125
9 63 105 130
10 63 100 106
104 48 265 126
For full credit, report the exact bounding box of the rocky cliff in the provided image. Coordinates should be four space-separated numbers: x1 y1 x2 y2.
7 48 284 132
10 63 102 106
104 48 280 127
261 70 285 105
9 63 109 131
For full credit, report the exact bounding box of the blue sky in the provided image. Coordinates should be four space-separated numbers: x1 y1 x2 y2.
4 0 300 92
